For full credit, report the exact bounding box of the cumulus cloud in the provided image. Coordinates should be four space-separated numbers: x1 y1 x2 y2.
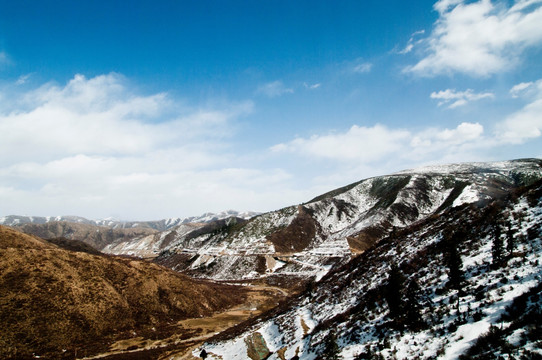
271 125 410 162
0 73 252 165
430 88 494 108
0 73 290 219
256 80 294 97
497 78 542 143
435 122 484 142
271 122 485 165
406 0 542 77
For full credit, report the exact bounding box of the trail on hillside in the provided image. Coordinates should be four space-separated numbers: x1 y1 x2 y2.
78 284 289 360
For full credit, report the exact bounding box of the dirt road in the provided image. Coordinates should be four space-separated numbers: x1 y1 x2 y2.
78 284 289 360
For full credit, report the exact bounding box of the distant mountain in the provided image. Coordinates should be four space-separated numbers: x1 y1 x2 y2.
0 225 248 359
0 210 259 231
8 221 158 251
185 164 542 360
103 158 541 282
2 158 542 360
0 214 93 226
0 210 259 252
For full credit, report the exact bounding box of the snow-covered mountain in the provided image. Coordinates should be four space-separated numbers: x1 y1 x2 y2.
0 210 258 231
186 165 542 360
3 158 542 359
102 159 542 282
0 215 94 226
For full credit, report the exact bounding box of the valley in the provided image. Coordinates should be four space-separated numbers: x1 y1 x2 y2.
1 158 542 359
79 283 289 360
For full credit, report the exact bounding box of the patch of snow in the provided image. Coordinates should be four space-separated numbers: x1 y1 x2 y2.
452 184 480 207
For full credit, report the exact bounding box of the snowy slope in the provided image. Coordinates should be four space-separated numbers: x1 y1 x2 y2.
191 176 542 360
138 159 542 281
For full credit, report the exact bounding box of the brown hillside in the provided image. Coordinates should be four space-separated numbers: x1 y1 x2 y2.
0 225 55 250
0 226 247 359
14 221 157 250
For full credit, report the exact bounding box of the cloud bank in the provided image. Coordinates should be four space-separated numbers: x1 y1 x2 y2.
406 0 542 76
0 74 302 219
2 72 541 220
271 122 486 165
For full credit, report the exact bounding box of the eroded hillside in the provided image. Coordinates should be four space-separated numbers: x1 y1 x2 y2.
113 159 542 283
190 179 542 359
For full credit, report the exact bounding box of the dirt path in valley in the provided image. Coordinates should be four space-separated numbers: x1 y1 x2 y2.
78 284 289 360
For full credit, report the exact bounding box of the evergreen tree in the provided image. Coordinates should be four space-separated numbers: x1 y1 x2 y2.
323 330 340 360
405 279 426 330
506 221 515 256
444 229 465 291
384 264 405 325
492 223 504 267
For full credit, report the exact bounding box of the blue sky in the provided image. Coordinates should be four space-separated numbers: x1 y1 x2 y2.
1 0 542 220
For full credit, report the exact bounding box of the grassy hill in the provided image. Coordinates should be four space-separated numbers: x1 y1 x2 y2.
0 226 247 359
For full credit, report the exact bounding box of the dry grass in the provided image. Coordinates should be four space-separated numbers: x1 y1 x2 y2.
0 226 248 359
14 221 157 250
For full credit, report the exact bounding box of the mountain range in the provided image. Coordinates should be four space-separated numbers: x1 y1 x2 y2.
1 158 541 359
0 210 259 231
193 168 542 360
104 159 541 282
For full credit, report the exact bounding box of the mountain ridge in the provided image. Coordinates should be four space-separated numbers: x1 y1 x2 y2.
2 158 542 359
143 158 542 282
187 176 542 360
7 159 540 283
0 210 259 231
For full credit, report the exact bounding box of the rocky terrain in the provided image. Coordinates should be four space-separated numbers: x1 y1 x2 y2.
189 167 542 359
108 159 542 284
2 158 542 360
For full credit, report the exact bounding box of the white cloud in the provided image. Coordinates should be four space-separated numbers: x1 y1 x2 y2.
510 81 535 97
435 122 485 142
497 78 542 143
353 62 373 74
0 73 252 165
3 72 540 220
256 80 294 97
430 88 494 108
0 157 298 220
271 124 410 162
0 74 294 219
433 0 464 13
271 122 485 165
304 82 321 90
15 74 32 85
406 0 542 77
398 30 426 54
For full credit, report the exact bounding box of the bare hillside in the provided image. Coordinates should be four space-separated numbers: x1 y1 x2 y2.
0 226 248 359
